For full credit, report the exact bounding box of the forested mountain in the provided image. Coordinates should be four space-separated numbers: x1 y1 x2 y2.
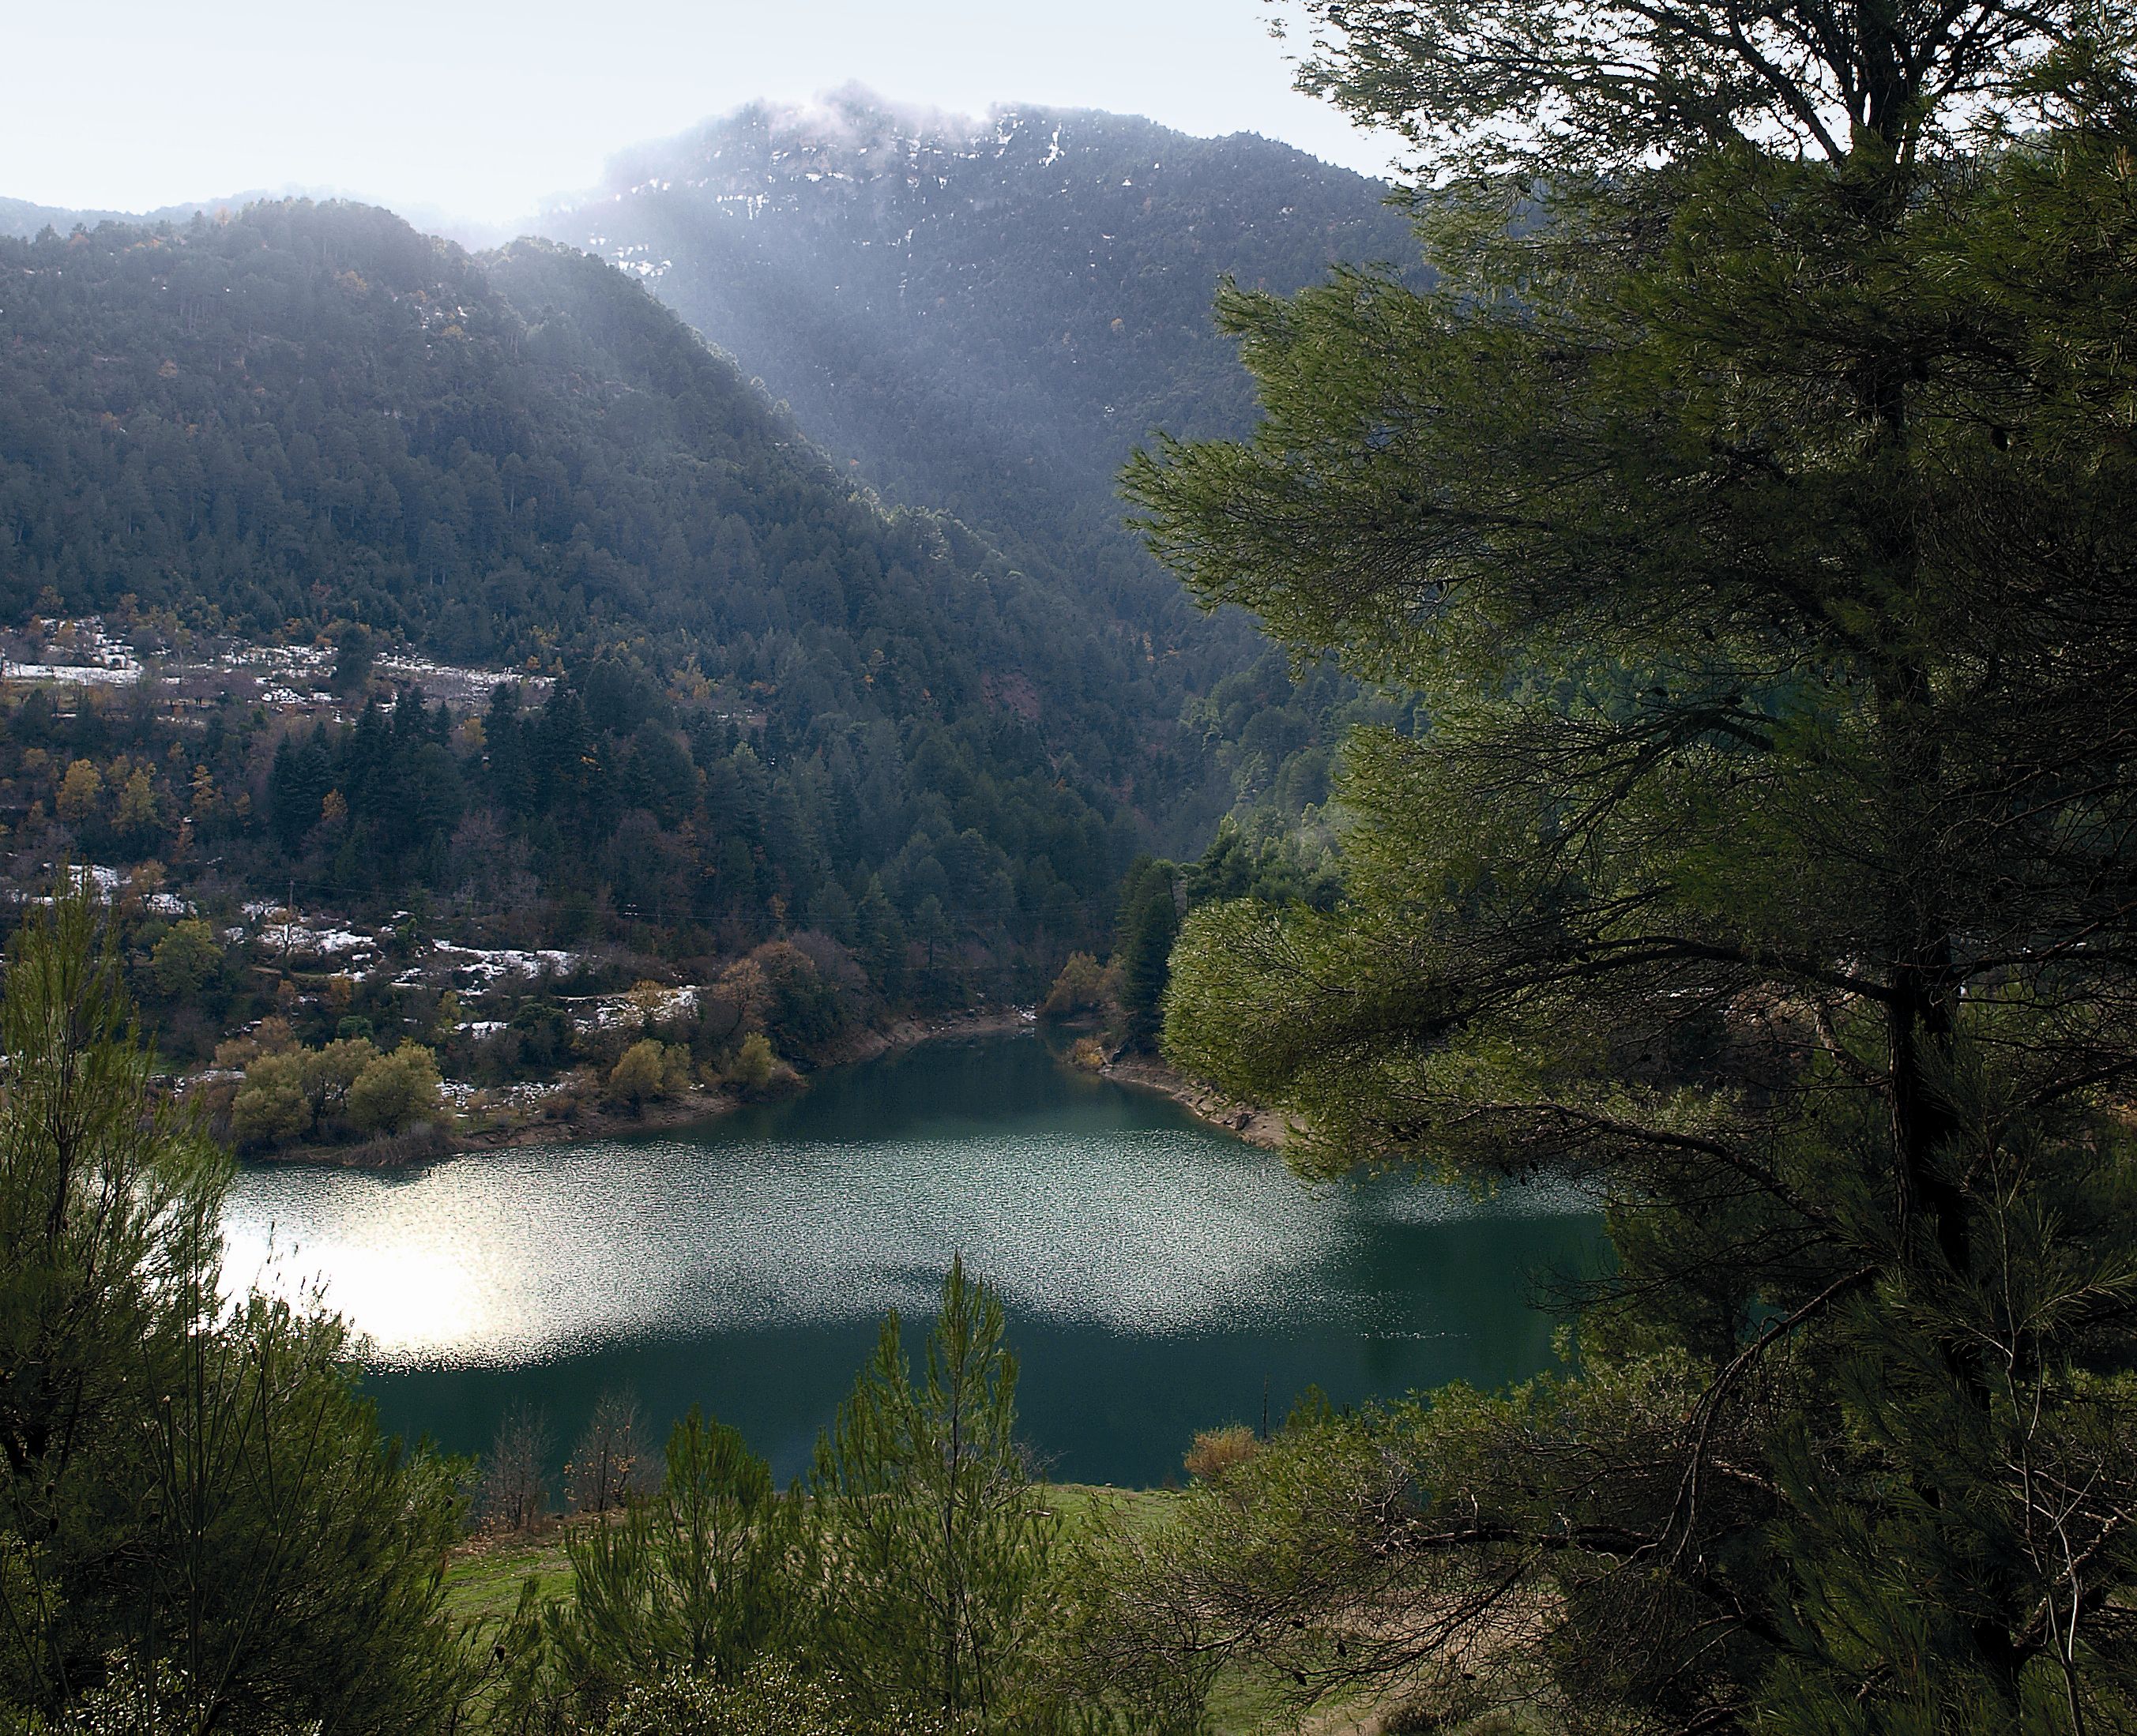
0 201 1211 1002
0 103 1431 1019
0 190 309 239
2 197 142 237
539 91 1422 671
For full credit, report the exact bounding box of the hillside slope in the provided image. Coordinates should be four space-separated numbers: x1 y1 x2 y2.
540 92 1423 653
0 201 1206 991
0 202 1173 768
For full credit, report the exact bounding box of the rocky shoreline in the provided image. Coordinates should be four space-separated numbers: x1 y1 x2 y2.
814 1006 1039 1067
1099 1055 1290 1152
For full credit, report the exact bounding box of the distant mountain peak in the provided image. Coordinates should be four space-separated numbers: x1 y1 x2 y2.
594 88 1341 209
532 96 1419 801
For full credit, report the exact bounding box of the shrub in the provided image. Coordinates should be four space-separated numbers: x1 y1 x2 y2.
1183 1424 1258 1483
608 1038 669 1109
303 1035 376 1121
1041 951 1117 1019
511 1000 577 1073
213 1015 295 1073
230 1050 312 1145
345 1043 442 1134
728 1031 776 1093
591 1663 908 1736
151 919 223 997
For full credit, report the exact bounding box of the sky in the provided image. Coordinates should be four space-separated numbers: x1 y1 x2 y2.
4 0 1401 231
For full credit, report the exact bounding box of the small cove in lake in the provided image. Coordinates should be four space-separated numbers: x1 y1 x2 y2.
223 1034 1606 1486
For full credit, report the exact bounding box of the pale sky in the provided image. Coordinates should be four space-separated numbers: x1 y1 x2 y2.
3 0 1401 230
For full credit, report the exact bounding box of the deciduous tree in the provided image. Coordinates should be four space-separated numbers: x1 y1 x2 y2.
346 1042 443 1134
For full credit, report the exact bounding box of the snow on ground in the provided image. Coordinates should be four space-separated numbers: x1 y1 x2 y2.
258 919 376 959
372 655 551 708
438 1079 561 1113
1 618 144 686
2 617 548 719
3 661 140 686
574 985 698 1030
427 941 577 986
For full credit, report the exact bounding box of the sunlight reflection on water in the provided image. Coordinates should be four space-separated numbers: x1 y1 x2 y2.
219 1037 1608 1483
224 1112 1592 1370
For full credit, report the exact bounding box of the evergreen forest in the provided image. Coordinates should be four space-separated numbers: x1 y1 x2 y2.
0 199 1255 1026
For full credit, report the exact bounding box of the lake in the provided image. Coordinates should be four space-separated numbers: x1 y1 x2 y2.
221 1033 1605 1487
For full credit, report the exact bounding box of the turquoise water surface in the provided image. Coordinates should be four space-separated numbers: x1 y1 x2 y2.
223 1035 1604 1486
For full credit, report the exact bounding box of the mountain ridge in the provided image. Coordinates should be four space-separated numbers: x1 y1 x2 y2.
0 100 1424 983
536 90 1423 648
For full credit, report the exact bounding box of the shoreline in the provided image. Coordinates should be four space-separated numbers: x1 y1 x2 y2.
461 1007 1042 1153
244 1006 1044 1168
814 1005 1038 1067
1100 1054 1290 1152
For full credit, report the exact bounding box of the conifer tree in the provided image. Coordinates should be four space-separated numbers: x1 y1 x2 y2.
543 1407 799 1725
809 1257 1057 1730
0 884 467 1732
1126 0 2137 1727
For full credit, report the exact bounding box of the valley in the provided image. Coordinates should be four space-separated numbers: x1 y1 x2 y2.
0 115 1409 1164
6 2 2105 1722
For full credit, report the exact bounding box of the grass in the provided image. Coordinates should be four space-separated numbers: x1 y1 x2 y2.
444 1527 578 1629
1041 1480 1176 1535
444 1482 1182 1629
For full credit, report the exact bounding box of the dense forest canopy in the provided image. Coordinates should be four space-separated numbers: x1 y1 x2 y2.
2 200 1148 705
0 200 1261 1007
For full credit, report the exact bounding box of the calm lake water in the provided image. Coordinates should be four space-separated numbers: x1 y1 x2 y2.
222 1034 1605 1486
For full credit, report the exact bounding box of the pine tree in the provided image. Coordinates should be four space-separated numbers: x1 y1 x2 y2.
1125 2 2137 1727
0 883 468 1732
1113 857 1179 1052
543 1407 799 1724
809 1257 1057 1730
